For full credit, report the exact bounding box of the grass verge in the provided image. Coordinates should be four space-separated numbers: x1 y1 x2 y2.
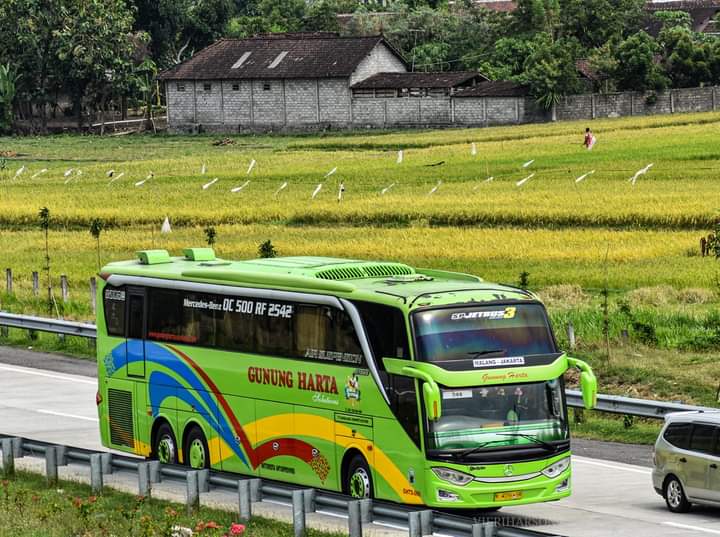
0 471 342 537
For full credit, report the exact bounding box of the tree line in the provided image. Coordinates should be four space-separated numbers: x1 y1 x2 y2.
1 0 720 133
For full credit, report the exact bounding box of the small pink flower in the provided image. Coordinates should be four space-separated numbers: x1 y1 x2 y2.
230 523 246 535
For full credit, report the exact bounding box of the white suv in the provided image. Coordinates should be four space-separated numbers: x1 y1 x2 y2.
652 411 720 512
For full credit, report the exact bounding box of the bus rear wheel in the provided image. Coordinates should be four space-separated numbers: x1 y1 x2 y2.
153 422 177 465
346 455 373 499
185 426 210 470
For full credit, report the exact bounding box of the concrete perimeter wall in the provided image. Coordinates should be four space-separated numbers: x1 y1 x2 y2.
166 82 720 133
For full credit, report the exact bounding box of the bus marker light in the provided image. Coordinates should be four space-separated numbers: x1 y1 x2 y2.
95 391 102 406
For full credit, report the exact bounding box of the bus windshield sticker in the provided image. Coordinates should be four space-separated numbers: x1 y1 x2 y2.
473 356 525 368
105 289 125 301
450 307 516 321
442 390 473 400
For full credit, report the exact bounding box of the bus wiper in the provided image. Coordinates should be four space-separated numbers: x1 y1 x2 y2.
496 433 556 451
457 440 512 458
467 349 506 359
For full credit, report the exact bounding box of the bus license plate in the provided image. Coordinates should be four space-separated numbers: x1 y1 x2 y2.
494 491 522 501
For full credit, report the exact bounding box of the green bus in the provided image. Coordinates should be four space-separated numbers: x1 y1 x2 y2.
96 248 597 509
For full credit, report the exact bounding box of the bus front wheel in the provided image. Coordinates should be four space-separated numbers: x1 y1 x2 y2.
185 426 210 470
346 455 373 499
153 422 178 465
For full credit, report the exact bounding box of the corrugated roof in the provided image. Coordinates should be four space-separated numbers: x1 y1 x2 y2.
454 80 530 98
351 71 486 89
158 34 408 81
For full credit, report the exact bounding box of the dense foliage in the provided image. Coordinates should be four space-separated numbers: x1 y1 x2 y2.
1 0 720 125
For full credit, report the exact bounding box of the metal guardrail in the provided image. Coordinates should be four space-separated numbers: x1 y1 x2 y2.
0 435 564 537
0 312 96 338
1 312 716 419
565 390 717 419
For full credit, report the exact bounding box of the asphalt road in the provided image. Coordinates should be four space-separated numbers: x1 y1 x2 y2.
1 345 719 536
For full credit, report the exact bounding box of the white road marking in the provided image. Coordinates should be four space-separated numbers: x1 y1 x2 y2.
573 456 652 475
0 364 96 385
36 409 98 422
374 521 408 531
663 522 720 535
315 509 348 519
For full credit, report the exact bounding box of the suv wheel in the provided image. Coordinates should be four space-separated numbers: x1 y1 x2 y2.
664 476 691 513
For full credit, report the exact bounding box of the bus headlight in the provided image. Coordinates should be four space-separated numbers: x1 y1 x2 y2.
431 467 474 486
542 457 570 478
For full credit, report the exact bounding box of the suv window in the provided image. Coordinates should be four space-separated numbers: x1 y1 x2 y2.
663 422 692 449
689 424 717 454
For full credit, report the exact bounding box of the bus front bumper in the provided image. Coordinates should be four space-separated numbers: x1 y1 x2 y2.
423 467 571 509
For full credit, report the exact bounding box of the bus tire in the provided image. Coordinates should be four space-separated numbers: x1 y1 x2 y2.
664 475 691 513
185 425 210 470
153 422 178 465
346 455 373 499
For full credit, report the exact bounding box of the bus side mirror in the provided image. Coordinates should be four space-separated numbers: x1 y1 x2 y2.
423 382 442 421
567 356 598 410
580 370 597 410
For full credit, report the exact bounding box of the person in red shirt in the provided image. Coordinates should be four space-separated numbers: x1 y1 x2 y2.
583 127 596 150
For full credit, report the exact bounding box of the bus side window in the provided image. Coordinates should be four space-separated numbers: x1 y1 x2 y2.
352 301 410 363
389 375 421 448
127 294 145 339
103 286 126 337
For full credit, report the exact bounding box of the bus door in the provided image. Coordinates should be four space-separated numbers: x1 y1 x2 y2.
125 287 147 377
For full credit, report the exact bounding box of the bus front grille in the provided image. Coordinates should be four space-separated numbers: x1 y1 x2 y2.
108 388 135 448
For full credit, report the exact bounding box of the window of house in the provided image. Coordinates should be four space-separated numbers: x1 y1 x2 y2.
263 83 271 91
203 83 212 91
176 83 185 92
232 83 240 91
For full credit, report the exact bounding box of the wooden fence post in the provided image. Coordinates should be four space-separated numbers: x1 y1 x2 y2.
60 275 69 302
32 271 39 296
5 268 12 294
90 277 97 314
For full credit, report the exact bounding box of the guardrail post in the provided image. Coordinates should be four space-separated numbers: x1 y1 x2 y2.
186 470 199 514
55 445 67 466
408 511 421 537
472 521 497 537
566 321 576 350
198 468 210 492
32 271 39 296
348 500 362 537
1 438 15 477
238 480 251 521
60 275 69 302
419 510 433 536
90 277 97 314
90 454 103 493
148 460 161 483
45 446 58 486
359 498 373 523
250 478 262 502
5 268 12 294
11 437 23 459
292 489 305 537
138 462 151 498
101 453 113 475
303 488 316 513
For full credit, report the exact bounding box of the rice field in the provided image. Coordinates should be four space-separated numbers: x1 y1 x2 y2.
0 111 718 293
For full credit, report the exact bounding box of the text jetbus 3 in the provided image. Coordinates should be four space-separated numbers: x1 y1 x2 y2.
95 248 597 509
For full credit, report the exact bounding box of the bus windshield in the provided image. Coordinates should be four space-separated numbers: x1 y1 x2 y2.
427 379 568 452
412 303 555 363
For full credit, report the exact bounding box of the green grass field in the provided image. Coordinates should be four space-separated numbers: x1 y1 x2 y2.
1 111 720 419
0 471 341 537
